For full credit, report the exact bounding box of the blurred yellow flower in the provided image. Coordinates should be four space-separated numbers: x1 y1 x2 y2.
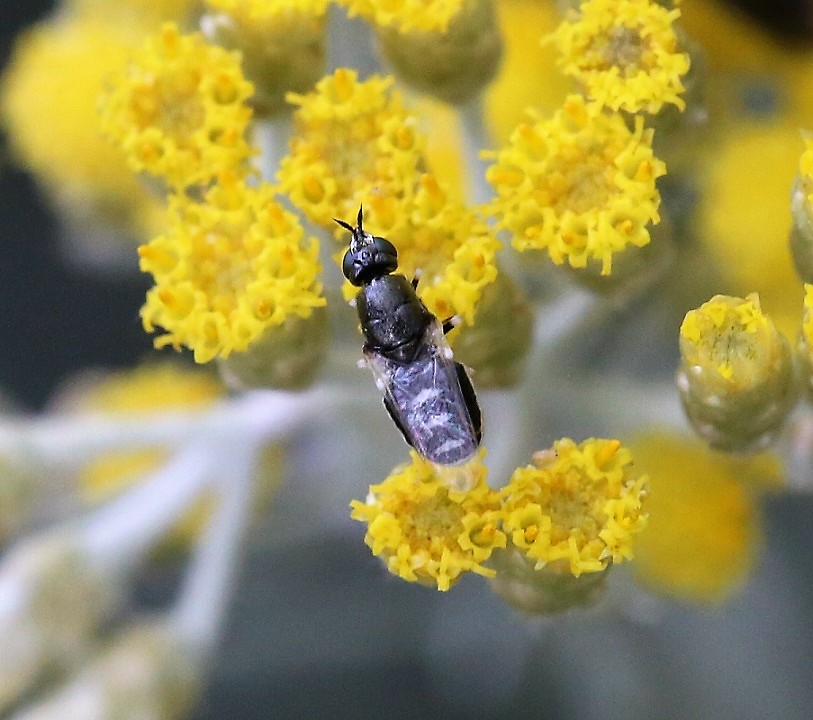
697 119 802 339
350 451 505 591
499 438 648 577
550 0 689 114
100 23 254 190
630 432 775 603
0 16 163 236
205 0 330 18
483 0 570 146
139 172 325 363
337 0 465 33
278 69 425 230
485 95 665 275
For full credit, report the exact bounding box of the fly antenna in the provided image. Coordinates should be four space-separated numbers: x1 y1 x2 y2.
333 217 355 235
357 205 364 234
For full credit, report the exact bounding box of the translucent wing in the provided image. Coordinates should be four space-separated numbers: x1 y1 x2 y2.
364 321 480 466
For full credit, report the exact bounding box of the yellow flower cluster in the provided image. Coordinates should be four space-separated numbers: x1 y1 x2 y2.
278 69 425 229
550 0 690 114
337 0 465 33
680 293 774 386
350 452 506 591
630 433 774 603
280 69 500 326
500 438 648 576
0 16 162 235
139 172 325 363
205 0 330 19
485 95 665 275
352 438 647 590
799 135 813 208
99 23 254 190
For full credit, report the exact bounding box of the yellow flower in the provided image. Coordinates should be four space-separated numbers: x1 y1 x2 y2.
549 0 689 114
630 432 774 603
139 172 325 363
680 293 780 391
803 284 813 351
697 119 802 339
337 0 465 33
350 451 505 591
0 16 163 236
99 23 254 190
499 438 648 577
278 69 425 230
353 175 501 328
485 95 665 275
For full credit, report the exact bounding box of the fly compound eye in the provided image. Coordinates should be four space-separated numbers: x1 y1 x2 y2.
342 248 359 284
372 236 398 273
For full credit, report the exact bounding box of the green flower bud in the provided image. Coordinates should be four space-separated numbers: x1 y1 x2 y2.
217 306 329 390
453 269 533 387
375 0 502 105
677 293 798 451
489 545 609 615
789 174 813 284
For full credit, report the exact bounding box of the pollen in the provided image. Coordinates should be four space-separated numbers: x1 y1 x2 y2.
350 451 506 591
484 95 665 275
139 175 325 363
499 438 649 577
549 0 690 114
99 23 254 189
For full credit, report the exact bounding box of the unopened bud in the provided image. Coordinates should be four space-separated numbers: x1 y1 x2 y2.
375 0 502 105
217 306 328 390
677 293 797 451
489 546 608 615
453 269 533 387
201 5 327 117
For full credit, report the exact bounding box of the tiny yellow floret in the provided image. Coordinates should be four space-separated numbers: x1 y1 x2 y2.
485 95 665 275
350 451 506 591
549 0 690 114
139 174 325 363
499 438 648 577
99 23 254 189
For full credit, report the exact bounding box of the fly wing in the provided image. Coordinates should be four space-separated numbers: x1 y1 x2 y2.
364 321 480 466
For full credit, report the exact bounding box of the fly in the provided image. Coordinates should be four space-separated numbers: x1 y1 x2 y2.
337 207 482 467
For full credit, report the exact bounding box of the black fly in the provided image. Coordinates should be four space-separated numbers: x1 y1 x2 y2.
337 207 482 466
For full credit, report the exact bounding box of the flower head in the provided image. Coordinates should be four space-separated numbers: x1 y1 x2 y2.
630 433 775 603
0 16 163 235
350 452 505 591
550 0 690 114
68 0 199 23
139 172 325 363
337 0 465 33
100 23 254 190
678 293 797 451
499 438 648 576
357 175 501 327
278 69 425 229
485 95 666 275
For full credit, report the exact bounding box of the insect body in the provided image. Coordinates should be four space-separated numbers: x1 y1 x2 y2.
338 208 482 466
